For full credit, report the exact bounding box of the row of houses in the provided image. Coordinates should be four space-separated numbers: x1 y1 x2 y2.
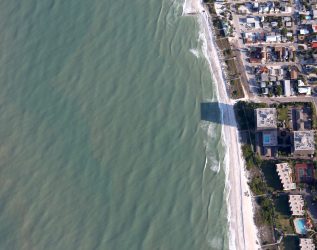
237 1 293 15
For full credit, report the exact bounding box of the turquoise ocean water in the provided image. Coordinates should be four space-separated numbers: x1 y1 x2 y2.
0 0 229 249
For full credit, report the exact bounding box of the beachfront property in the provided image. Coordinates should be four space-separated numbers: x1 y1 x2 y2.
289 195 305 216
293 131 315 157
255 108 277 130
206 0 317 247
255 108 278 157
276 163 296 191
300 238 315 250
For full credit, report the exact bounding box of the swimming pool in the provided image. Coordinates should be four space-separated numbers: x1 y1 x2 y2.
294 218 307 234
264 135 270 144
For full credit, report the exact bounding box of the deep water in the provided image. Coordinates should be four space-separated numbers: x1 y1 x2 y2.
0 0 229 249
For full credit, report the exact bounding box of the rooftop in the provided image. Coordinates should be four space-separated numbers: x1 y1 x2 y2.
289 195 305 216
256 108 277 130
276 163 296 191
294 131 315 152
300 238 315 250
295 163 314 183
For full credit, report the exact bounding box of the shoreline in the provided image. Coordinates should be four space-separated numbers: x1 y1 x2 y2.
183 0 260 249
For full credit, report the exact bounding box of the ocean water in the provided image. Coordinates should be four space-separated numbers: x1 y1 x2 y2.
0 0 229 249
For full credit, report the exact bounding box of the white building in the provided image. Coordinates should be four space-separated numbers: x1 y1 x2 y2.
276 163 296 190
284 80 291 96
289 195 305 216
256 108 277 130
294 131 315 155
300 238 315 250
266 35 281 43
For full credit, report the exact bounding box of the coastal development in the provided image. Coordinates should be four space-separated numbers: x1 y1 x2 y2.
196 0 317 248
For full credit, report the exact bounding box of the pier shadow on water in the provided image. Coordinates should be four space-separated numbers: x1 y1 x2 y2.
200 102 237 127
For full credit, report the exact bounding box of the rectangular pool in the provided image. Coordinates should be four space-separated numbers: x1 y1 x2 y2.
294 218 307 235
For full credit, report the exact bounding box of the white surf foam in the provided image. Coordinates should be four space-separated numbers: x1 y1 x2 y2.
189 48 200 58
190 0 259 249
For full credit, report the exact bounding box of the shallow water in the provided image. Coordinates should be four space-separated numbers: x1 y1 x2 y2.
0 0 229 249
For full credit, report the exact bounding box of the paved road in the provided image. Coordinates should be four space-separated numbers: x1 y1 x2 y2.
250 95 317 111
244 42 297 48
249 62 297 66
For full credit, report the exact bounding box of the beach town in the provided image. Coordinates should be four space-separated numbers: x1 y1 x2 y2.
184 0 317 248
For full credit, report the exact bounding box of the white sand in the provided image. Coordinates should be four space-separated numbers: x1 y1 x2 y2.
183 1 260 249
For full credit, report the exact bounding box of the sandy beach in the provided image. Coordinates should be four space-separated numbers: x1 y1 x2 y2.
183 1 260 249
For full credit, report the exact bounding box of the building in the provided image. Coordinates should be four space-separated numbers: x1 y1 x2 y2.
299 238 315 250
276 163 296 190
293 131 315 156
313 9 317 19
284 80 291 96
256 108 277 130
238 5 250 14
256 108 278 155
291 68 298 80
298 86 312 95
289 195 305 216
295 163 315 183
300 29 310 35
312 42 317 49
246 17 255 23
266 35 280 42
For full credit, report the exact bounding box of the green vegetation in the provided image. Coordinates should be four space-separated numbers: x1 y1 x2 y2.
260 161 283 192
242 144 261 170
234 101 267 130
258 197 274 225
310 102 317 129
275 85 283 96
281 28 288 36
249 176 266 195
230 78 243 99
274 195 294 234
277 107 288 122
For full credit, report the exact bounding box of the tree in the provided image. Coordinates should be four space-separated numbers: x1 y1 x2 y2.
281 28 288 36
276 85 283 96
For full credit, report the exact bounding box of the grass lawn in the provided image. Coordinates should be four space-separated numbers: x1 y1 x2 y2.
216 38 230 51
276 217 294 234
230 78 244 99
277 107 288 122
225 58 239 76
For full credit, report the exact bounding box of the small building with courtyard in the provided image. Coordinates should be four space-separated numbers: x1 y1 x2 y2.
295 163 315 183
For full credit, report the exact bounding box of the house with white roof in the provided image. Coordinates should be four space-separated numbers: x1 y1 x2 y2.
289 195 305 216
276 163 296 190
